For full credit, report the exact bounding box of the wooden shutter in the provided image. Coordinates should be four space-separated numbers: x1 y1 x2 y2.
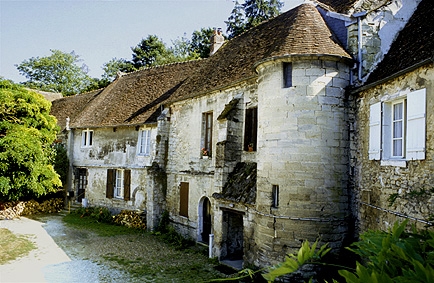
406 88 426 160
179 182 189 217
369 102 382 160
123 169 131 201
106 169 114 199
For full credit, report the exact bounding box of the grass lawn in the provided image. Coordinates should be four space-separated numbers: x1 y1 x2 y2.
0 228 35 264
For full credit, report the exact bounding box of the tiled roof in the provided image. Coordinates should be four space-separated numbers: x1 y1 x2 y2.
314 0 358 14
168 3 352 103
366 0 434 84
69 60 201 128
50 89 102 130
212 162 257 205
58 3 351 129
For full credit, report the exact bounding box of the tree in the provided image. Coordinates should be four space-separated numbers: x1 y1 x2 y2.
226 0 283 38
171 35 201 61
101 58 137 82
190 28 215 58
131 35 175 69
226 0 246 39
0 79 61 201
16 49 93 96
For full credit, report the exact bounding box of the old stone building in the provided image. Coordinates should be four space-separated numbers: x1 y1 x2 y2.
50 0 434 271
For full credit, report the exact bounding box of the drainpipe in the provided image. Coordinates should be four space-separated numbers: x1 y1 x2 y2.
209 234 214 258
352 11 367 82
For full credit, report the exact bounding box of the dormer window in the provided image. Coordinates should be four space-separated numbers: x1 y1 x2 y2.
81 129 93 147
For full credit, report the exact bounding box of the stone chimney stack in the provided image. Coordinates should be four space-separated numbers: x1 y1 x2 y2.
209 28 224 56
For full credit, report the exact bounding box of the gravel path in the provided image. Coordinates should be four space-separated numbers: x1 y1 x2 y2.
0 214 227 283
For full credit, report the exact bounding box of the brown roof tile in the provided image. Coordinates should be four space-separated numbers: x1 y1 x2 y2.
366 0 434 84
50 89 102 130
314 0 358 14
69 60 201 128
168 3 352 103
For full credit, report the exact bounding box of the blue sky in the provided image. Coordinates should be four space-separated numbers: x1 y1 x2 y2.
1 0 303 83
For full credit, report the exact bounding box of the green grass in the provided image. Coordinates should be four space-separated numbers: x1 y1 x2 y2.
0 228 36 264
62 213 144 237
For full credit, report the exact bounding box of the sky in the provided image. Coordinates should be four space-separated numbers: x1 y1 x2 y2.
0 0 304 83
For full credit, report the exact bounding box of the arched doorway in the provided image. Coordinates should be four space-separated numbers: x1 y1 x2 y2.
199 197 212 244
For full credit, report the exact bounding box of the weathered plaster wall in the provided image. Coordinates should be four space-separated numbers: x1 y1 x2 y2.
166 84 253 243
70 125 158 212
347 0 421 81
253 58 351 266
351 64 434 232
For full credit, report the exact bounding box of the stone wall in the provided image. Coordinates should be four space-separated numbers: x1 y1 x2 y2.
351 64 434 232
347 0 421 82
253 57 351 266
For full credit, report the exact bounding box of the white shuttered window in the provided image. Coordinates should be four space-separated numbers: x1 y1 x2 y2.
368 88 426 162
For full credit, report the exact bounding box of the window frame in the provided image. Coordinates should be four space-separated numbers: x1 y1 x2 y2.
368 88 426 163
244 107 258 151
137 129 151 156
283 62 292 88
202 112 213 157
81 129 93 147
271 185 279 208
114 169 124 199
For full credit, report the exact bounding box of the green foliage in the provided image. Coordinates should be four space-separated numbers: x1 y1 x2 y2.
154 210 195 250
190 28 214 58
73 206 113 224
101 57 137 82
131 35 175 69
0 80 61 201
16 49 93 96
262 240 331 282
339 220 434 283
226 0 283 38
53 144 68 186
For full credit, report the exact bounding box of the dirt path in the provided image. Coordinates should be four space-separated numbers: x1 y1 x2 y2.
0 216 71 282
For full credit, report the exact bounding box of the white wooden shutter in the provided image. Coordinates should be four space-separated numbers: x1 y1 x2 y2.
369 102 382 160
406 88 426 160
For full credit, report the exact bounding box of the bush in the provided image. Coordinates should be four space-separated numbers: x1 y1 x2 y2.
73 206 113 224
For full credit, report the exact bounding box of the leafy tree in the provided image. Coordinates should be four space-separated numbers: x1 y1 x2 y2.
0 79 61 201
101 57 136 82
16 49 93 96
226 0 283 38
226 0 247 38
171 35 201 61
190 28 215 58
131 35 175 68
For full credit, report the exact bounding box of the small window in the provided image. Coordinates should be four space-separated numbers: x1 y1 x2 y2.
283 62 292 88
391 100 405 158
244 107 258 151
202 112 213 157
272 185 279 208
138 129 151 156
81 129 93 147
115 169 124 198
180 182 189 217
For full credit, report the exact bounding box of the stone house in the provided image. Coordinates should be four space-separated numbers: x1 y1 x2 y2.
50 0 433 270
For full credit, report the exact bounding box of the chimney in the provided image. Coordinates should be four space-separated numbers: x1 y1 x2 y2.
209 28 224 56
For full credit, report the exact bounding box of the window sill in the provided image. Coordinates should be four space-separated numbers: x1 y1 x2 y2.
380 160 407 167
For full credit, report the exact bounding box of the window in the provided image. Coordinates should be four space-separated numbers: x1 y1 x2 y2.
369 88 426 162
244 107 258 151
106 169 131 200
81 129 93 147
179 182 189 217
283 62 292 88
77 168 87 202
138 129 151 156
271 185 279 208
202 112 213 157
